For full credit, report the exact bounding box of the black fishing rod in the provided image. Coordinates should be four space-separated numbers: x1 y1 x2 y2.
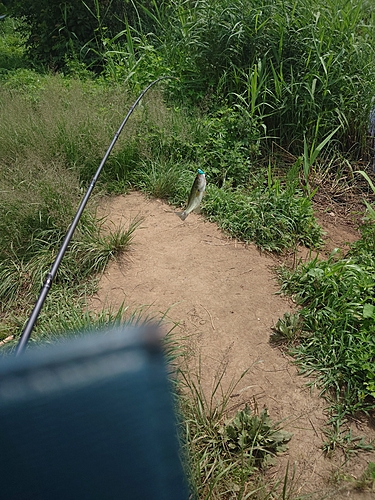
15 76 174 356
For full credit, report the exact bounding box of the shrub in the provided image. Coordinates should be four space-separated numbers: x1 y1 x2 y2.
6 0 126 70
278 250 375 411
204 184 323 252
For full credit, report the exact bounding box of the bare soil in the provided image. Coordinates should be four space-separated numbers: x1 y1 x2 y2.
90 191 375 499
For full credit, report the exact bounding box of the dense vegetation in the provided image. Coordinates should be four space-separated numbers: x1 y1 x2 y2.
5 0 375 154
1 0 375 495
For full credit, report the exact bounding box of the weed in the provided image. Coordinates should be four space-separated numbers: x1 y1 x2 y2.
177 364 292 498
0 84 142 343
136 160 187 200
204 184 323 252
0 212 140 343
195 105 263 187
356 170 375 220
0 17 25 72
322 424 373 459
355 461 375 491
300 125 341 198
271 312 304 345
277 244 375 441
148 0 375 155
220 404 292 468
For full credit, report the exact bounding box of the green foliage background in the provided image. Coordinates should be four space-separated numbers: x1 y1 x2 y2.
1 1 375 493
1 0 375 412
5 0 375 154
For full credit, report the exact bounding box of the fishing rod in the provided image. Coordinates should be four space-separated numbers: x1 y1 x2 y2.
15 76 174 356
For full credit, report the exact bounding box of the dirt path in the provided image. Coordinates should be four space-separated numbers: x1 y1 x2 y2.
91 192 375 498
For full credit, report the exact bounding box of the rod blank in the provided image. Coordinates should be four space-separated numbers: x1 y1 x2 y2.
15 76 173 356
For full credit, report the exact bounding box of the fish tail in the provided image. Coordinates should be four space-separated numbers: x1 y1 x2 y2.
178 211 188 221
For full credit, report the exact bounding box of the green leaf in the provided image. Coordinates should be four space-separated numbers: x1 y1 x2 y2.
363 303 375 319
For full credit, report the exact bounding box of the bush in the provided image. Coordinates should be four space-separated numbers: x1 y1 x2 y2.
203 183 323 252
278 248 375 413
6 0 126 70
158 0 375 155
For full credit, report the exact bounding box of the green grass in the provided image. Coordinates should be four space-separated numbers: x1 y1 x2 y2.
0 17 25 72
2 6 375 496
177 363 295 499
9 0 375 155
276 231 375 453
110 0 375 157
0 75 146 343
203 182 323 252
0 76 139 181
278 249 375 404
0 212 141 345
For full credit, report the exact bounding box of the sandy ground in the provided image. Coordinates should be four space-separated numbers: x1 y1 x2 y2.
90 191 375 498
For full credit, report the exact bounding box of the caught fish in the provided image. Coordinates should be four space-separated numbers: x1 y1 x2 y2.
178 169 206 221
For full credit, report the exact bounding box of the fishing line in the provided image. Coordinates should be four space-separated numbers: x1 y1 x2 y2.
15 76 175 356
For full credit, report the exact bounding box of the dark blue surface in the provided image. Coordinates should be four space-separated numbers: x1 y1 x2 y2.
0 326 188 499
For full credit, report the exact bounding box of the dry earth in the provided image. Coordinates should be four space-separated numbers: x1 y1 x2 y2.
90 191 375 499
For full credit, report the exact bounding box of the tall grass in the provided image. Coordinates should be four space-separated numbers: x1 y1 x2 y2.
177 363 294 499
171 0 375 154
0 77 140 181
6 0 375 157
0 17 25 72
276 234 375 453
0 76 149 343
95 0 375 156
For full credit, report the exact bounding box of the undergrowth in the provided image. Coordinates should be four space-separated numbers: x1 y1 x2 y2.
0 83 142 342
1 4 375 496
276 215 375 453
280 212 375 404
204 183 323 252
177 363 295 499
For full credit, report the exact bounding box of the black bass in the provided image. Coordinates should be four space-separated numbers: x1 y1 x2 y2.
179 169 206 221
